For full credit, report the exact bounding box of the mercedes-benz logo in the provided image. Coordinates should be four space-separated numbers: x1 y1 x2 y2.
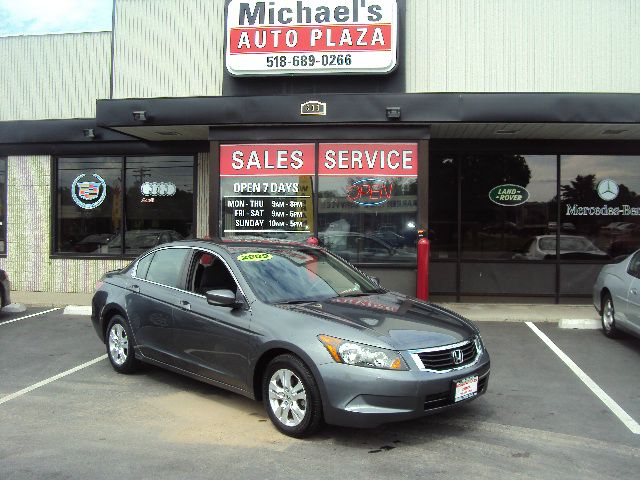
597 179 619 202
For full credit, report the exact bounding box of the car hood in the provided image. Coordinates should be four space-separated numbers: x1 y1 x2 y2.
277 292 478 350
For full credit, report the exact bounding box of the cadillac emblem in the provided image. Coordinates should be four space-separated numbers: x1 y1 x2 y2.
71 173 107 210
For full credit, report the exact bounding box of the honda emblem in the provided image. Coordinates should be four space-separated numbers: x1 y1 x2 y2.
451 349 464 365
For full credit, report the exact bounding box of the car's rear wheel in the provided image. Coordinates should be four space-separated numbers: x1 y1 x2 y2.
106 315 140 373
601 293 621 338
262 354 323 438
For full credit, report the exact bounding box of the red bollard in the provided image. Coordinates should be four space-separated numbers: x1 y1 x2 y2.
416 237 430 301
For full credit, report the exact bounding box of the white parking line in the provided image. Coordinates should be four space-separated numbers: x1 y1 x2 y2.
0 355 107 406
0 308 60 326
526 321 640 435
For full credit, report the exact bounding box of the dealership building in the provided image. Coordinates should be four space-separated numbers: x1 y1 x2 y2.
1 0 639 302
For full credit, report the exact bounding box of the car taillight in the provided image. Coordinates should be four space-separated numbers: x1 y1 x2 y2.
95 281 104 290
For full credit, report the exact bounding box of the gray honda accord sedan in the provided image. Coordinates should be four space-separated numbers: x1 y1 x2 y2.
91 239 490 437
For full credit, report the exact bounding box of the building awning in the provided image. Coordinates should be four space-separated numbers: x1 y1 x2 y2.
95 93 640 141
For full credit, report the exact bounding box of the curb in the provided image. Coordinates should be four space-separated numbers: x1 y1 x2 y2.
558 318 601 330
63 305 92 316
2 303 27 313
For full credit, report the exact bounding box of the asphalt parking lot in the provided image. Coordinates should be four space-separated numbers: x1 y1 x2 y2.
1 308 639 479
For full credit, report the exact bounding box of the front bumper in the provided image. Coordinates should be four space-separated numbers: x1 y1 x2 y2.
318 351 490 428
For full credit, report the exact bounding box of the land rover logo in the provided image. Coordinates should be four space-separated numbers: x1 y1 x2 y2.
452 349 464 365
301 101 326 116
488 184 529 207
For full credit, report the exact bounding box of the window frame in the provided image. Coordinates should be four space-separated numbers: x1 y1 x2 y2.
51 154 197 259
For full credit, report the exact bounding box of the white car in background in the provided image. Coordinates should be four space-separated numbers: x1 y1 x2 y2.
514 235 609 261
593 250 640 339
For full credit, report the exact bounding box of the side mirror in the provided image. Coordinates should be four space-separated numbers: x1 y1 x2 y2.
205 289 238 307
370 276 381 286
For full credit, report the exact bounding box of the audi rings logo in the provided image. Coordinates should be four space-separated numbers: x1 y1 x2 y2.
71 173 107 210
141 182 177 197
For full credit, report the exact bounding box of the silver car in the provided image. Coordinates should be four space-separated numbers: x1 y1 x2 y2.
593 249 640 339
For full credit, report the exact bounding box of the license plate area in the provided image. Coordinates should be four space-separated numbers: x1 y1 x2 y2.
453 375 478 402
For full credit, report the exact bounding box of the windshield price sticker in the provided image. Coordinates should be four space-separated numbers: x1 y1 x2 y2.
226 0 398 76
237 252 273 262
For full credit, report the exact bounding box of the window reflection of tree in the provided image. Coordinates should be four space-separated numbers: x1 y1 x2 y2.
460 154 533 259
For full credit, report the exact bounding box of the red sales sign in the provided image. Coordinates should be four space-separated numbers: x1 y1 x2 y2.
220 144 316 176
226 0 398 76
319 143 418 177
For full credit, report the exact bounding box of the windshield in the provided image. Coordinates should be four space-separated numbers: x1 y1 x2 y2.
231 247 382 304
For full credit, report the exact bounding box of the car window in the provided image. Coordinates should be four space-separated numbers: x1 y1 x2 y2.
145 248 189 288
628 252 640 278
135 252 154 279
188 250 238 295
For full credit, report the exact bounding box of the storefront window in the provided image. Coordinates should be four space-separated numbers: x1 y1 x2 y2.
219 144 315 240
317 143 418 264
124 156 194 255
56 157 122 254
55 156 195 255
0 157 6 255
560 155 640 260
460 154 557 260
429 154 458 259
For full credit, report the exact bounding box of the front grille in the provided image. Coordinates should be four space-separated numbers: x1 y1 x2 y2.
415 340 477 371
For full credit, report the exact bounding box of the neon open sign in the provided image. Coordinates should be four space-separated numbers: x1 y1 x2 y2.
346 178 394 206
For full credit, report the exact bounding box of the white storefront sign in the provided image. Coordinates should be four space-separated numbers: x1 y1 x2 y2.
226 0 398 76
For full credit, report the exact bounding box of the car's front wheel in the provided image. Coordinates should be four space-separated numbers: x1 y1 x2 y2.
106 315 140 373
262 354 323 438
601 293 621 338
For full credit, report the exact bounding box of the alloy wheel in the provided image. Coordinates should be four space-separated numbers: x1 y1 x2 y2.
603 299 614 331
108 323 129 366
268 368 308 427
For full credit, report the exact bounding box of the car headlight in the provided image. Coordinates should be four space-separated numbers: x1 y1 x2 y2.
318 335 408 371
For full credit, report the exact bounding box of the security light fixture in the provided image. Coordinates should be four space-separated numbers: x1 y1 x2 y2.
83 128 95 138
386 107 401 121
132 110 148 122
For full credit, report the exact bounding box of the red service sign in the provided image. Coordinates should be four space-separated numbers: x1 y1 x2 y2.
220 144 316 177
319 143 418 177
226 0 398 76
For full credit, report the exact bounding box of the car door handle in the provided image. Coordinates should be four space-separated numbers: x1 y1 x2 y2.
131 285 140 293
631 288 638 295
179 300 191 311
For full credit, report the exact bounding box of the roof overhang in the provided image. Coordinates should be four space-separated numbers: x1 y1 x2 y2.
95 93 640 141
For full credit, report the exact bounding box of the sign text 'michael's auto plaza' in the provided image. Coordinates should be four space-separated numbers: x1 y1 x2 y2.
226 0 398 75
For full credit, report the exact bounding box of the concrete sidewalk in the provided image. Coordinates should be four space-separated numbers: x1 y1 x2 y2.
6 290 598 323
